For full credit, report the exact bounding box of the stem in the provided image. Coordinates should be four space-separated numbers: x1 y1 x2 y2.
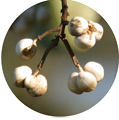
33 27 61 44
33 0 84 76
38 27 61 40
62 38 83 71
33 37 59 76
60 0 83 72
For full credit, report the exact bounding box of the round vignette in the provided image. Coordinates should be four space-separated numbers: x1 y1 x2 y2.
12 4 104 98
1 0 117 117
1 0 118 117
0 0 118 119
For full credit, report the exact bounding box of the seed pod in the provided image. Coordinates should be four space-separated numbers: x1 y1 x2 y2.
25 74 48 97
77 71 97 92
68 16 88 36
15 38 37 60
88 21 103 41
84 61 104 82
13 66 32 88
74 33 96 49
24 75 36 89
68 72 83 94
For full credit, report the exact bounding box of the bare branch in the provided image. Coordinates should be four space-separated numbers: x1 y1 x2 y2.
62 38 83 71
38 27 61 40
33 0 83 76
33 37 59 76
33 27 61 44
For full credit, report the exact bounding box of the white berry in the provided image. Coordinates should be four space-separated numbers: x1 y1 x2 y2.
77 71 97 92
74 33 96 49
68 72 83 94
88 21 103 41
15 38 37 60
68 17 88 36
25 74 48 97
84 61 104 82
13 66 32 88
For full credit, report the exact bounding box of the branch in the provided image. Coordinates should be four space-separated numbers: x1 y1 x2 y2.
33 0 83 76
60 0 83 71
62 38 83 71
38 27 61 40
33 27 61 44
33 37 59 76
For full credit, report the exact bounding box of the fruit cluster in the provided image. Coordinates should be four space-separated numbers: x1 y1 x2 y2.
67 16 104 94
12 1 104 97
13 66 47 97
68 61 104 94
13 37 48 97
68 17 103 49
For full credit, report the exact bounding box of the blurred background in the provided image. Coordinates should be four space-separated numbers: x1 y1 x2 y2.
2 0 118 116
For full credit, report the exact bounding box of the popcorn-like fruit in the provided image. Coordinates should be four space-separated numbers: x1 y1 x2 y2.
13 66 32 88
74 33 96 49
68 17 88 36
15 38 37 60
68 72 83 94
25 74 48 97
84 61 104 82
77 71 97 92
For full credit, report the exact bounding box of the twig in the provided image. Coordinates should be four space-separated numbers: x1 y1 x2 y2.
60 0 83 71
33 27 61 44
33 0 83 76
33 37 59 76
62 38 83 71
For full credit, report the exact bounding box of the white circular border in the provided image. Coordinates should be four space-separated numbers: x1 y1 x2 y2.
0 0 119 120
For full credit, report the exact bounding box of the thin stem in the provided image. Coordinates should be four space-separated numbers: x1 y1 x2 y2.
38 27 61 40
61 38 83 71
33 27 61 44
60 0 83 72
33 37 59 76
33 0 83 76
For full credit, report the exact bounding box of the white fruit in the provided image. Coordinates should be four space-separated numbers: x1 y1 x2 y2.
77 71 97 92
13 66 32 88
68 17 88 36
84 61 104 82
68 72 83 94
74 33 96 49
24 75 36 89
25 74 48 97
88 21 103 41
15 38 37 60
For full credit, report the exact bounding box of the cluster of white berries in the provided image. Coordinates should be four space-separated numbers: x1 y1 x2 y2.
67 16 104 94
12 16 104 96
68 17 103 49
13 38 47 97
68 61 104 94
13 66 48 97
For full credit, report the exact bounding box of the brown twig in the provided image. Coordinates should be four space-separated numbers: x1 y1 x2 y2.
33 27 61 44
60 0 83 71
33 37 59 76
61 38 83 71
33 0 83 76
